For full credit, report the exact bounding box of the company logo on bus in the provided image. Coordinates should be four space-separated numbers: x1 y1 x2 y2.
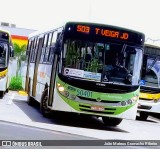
96 83 106 86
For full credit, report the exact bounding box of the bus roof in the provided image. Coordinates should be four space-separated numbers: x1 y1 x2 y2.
28 26 63 39
28 21 145 46
0 28 10 36
144 43 160 56
0 28 11 42
145 43 160 49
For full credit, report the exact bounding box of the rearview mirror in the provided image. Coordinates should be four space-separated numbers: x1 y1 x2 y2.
10 46 14 57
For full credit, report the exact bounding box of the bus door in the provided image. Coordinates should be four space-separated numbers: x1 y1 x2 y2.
48 31 59 106
32 37 44 97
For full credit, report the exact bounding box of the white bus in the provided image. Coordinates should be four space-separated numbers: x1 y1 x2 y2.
138 44 160 120
23 22 145 126
0 29 14 98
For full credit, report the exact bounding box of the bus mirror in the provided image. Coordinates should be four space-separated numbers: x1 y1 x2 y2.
10 46 14 57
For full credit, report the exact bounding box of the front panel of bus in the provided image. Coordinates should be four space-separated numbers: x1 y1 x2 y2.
139 52 160 113
52 23 145 120
0 31 10 92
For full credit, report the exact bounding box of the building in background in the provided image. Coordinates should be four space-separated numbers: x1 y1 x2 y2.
0 22 36 46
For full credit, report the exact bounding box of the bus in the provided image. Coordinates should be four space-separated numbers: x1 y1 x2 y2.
138 44 160 120
0 29 14 98
24 22 145 126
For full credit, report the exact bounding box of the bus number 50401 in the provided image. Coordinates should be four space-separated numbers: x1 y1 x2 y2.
77 89 92 98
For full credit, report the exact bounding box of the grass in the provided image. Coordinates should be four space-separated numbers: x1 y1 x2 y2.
9 76 23 91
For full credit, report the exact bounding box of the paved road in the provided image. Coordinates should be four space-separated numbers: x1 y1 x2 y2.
0 91 160 149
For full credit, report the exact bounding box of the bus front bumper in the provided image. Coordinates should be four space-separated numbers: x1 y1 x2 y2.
138 99 160 113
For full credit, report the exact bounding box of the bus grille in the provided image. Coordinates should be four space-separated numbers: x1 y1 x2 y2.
139 98 153 101
138 105 152 110
140 86 160 94
79 104 116 114
77 96 119 103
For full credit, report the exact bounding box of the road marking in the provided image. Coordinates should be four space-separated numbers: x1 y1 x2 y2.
6 93 15 105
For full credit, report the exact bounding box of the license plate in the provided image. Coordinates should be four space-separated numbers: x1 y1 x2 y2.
138 103 141 108
91 105 104 111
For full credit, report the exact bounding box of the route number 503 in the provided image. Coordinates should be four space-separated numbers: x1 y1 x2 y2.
77 89 92 98
77 25 90 33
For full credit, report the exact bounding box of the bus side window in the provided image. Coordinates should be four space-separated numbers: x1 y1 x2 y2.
30 39 35 63
44 32 52 63
33 38 39 62
43 34 49 63
40 34 48 63
49 31 58 63
26 41 31 62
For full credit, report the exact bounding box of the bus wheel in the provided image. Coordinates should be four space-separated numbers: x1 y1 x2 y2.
0 91 4 98
139 112 148 120
40 89 52 118
6 88 9 93
27 81 34 106
102 117 122 126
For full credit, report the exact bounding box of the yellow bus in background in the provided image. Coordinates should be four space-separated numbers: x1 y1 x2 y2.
138 44 160 120
0 29 14 97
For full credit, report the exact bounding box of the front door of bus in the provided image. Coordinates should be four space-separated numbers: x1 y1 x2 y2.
32 37 43 97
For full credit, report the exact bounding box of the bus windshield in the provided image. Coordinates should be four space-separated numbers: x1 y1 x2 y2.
142 55 160 87
0 43 7 67
62 39 143 85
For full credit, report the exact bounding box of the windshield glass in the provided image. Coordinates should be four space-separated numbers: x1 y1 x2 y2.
0 43 8 67
62 39 143 85
141 55 160 87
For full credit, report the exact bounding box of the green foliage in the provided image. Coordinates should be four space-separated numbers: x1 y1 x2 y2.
13 43 27 76
9 76 23 91
13 43 26 58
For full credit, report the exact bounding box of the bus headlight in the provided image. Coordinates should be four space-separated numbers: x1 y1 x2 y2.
154 99 160 103
57 83 70 97
58 86 65 92
121 101 126 106
70 94 76 100
131 96 139 102
63 91 69 97
127 99 133 105
0 74 6 79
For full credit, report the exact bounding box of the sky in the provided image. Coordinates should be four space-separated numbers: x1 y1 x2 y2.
1 0 160 45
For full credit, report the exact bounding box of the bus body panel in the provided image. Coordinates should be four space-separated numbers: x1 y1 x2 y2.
138 100 160 113
51 76 140 119
0 76 7 91
52 84 138 119
34 64 52 102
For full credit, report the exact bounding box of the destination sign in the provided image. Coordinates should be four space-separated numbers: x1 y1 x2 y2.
77 25 129 40
64 22 145 45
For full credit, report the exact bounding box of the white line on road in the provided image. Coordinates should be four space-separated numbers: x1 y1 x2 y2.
6 93 15 105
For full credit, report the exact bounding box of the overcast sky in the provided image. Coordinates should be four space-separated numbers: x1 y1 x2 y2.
1 0 160 45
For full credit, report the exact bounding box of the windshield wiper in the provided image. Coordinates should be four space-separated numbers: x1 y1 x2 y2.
118 44 127 66
146 56 159 72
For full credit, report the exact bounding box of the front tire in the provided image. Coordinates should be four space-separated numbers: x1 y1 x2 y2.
102 117 122 126
40 88 53 118
27 78 34 106
139 111 148 120
0 91 4 98
6 88 9 93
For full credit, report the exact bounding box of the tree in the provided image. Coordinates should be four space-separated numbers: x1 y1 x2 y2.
13 43 27 76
